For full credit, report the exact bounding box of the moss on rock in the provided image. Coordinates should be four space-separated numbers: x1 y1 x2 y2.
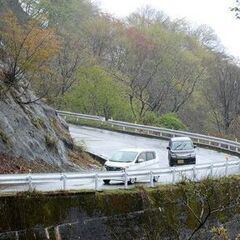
1 177 240 239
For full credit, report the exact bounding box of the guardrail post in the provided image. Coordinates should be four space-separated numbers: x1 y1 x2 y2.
150 171 154 187
95 174 99 191
60 174 67 191
193 166 196 181
15 231 19 239
225 160 228 176
62 174 67 191
210 164 213 177
124 171 128 189
172 167 176 184
28 174 33 192
44 228 50 239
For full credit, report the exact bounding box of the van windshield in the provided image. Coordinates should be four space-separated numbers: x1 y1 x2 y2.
172 141 193 151
110 151 138 163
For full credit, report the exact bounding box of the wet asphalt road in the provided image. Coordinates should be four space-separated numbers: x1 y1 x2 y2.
1 125 240 193
69 125 240 167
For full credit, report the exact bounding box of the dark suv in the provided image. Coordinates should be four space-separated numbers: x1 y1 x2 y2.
167 137 196 166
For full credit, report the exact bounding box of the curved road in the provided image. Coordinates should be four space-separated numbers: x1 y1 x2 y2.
69 125 240 167
1 125 240 193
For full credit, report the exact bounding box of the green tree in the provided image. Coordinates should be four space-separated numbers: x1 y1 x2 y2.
63 66 133 121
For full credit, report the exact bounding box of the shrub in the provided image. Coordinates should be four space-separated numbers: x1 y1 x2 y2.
32 118 46 129
45 134 57 149
156 113 187 130
141 112 158 125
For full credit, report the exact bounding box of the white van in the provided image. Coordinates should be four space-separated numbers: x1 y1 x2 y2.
103 148 159 184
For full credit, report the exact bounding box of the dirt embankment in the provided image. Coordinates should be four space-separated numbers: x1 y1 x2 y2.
0 149 101 174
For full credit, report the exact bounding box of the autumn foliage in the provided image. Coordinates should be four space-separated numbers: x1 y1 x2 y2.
0 11 61 85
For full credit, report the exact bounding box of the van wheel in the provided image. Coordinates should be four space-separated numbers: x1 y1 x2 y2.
128 178 136 185
103 180 110 185
153 176 159 182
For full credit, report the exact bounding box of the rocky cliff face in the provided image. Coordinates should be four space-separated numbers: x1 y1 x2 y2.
0 93 72 164
0 67 78 171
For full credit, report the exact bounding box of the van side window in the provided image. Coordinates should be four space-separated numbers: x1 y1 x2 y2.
146 152 156 161
137 152 147 162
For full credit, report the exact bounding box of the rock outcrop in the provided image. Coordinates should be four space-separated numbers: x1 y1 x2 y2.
0 83 73 169
0 67 77 171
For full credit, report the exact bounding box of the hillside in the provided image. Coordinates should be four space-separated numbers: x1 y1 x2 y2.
0 1 102 173
0 0 239 171
0 64 99 173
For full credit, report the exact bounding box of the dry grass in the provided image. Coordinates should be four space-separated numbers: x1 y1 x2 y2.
68 146 102 170
0 148 101 174
0 154 61 174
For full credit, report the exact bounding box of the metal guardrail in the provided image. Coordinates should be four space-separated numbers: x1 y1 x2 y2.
57 110 105 121
57 111 240 155
0 159 240 192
